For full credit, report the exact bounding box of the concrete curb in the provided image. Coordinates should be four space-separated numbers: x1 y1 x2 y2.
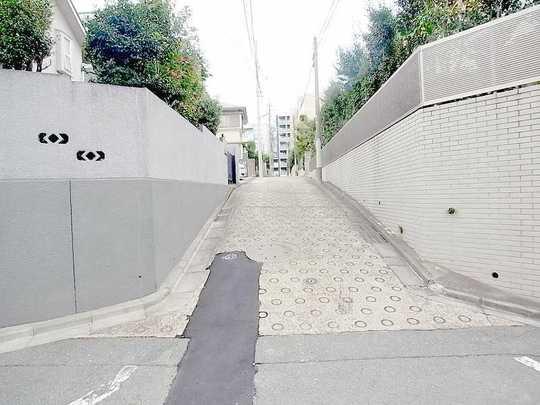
0 186 235 354
315 180 540 322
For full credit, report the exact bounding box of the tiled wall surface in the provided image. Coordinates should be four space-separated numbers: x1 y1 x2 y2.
324 84 540 300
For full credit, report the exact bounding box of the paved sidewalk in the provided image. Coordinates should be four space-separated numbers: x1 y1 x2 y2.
219 177 517 335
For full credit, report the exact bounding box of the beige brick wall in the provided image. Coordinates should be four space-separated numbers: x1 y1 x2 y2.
323 83 540 300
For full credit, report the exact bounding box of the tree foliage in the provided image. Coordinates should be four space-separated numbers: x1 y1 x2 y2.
293 114 315 164
85 0 220 133
244 140 258 159
321 0 538 142
0 0 52 71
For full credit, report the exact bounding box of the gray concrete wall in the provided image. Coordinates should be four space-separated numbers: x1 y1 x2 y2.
144 95 228 184
151 180 229 285
0 71 230 327
0 70 227 184
71 179 157 313
0 179 229 326
0 71 146 179
0 180 76 327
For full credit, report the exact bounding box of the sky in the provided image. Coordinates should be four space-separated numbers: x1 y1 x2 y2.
73 0 391 128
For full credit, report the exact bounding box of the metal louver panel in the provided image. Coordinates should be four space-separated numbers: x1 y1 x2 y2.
321 5 540 166
422 8 540 103
322 52 422 166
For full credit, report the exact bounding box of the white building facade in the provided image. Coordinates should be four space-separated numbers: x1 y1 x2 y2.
217 104 248 180
272 113 293 176
41 0 85 81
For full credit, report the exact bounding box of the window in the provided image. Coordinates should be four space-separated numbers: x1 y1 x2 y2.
55 31 72 75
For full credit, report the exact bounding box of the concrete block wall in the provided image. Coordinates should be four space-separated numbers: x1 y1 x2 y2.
0 70 227 183
323 83 540 300
0 70 230 327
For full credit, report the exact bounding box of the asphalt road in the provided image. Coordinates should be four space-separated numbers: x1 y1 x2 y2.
165 251 261 405
254 326 540 404
0 338 188 404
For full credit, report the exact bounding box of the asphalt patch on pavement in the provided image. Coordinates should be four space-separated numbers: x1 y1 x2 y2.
165 251 261 405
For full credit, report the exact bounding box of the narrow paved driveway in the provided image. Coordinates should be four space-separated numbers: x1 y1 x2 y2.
219 177 516 335
219 177 539 404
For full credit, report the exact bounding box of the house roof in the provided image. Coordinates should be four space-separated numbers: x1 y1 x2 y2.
56 0 86 44
221 104 248 124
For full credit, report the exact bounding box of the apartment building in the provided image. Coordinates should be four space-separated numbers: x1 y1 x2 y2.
272 113 293 176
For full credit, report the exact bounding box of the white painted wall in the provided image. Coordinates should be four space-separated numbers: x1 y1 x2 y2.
144 91 228 184
42 1 84 81
323 84 540 300
219 128 243 145
0 70 227 185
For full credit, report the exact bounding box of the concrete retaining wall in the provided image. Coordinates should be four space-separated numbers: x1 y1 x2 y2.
0 71 229 328
0 70 227 183
323 83 540 301
321 10 540 303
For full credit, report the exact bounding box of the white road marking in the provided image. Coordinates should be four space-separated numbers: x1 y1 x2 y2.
67 365 138 405
514 356 540 372
222 253 238 260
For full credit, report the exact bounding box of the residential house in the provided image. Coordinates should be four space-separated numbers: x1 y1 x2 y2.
218 104 248 179
41 0 86 81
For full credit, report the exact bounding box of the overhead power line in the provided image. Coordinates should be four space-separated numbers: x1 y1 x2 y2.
241 0 254 58
318 0 340 45
296 0 341 117
241 0 264 176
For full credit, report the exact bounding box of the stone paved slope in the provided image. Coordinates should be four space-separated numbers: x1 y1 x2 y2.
219 177 517 335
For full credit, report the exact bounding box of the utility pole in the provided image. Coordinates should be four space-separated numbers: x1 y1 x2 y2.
249 1 263 177
254 42 263 177
268 104 273 177
292 117 298 176
256 86 263 177
313 36 322 169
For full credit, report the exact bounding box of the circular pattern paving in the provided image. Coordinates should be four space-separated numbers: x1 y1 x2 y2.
354 320 367 328
220 178 499 336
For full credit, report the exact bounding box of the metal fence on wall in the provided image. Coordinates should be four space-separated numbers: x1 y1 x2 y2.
322 5 540 166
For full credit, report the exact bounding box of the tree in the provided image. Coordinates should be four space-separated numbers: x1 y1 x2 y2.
0 0 52 71
197 94 221 134
335 38 369 90
293 115 315 167
244 140 258 160
363 6 397 74
320 0 537 142
85 0 221 133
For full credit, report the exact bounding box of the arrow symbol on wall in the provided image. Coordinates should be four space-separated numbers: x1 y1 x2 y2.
77 150 106 161
59 133 69 144
38 132 69 144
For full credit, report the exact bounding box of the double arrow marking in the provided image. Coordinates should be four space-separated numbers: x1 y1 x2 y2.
38 132 69 144
77 151 106 161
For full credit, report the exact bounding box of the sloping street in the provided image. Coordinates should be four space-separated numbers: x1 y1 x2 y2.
220 177 540 404
2 1 540 403
0 177 539 404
